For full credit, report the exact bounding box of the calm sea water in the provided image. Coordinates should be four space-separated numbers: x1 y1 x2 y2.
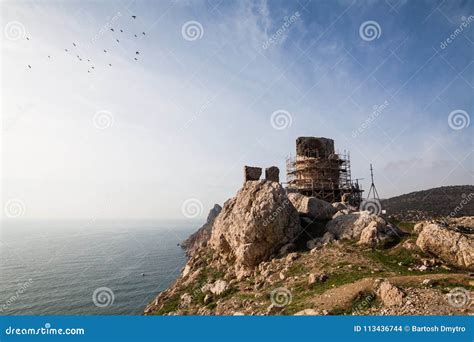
0 220 194 315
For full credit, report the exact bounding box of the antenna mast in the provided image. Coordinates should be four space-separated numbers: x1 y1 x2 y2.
366 163 380 201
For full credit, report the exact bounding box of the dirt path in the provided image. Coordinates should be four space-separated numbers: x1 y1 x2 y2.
309 273 471 311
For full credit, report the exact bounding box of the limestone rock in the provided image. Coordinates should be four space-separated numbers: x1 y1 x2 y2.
288 193 337 220
294 309 320 315
181 204 222 256
202 280 228 295
376 280 404 306
416 221 473 270
326 211 404 246
210 180 301 266
180 293 192 308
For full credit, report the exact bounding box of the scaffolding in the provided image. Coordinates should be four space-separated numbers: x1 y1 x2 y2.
286 138 363 206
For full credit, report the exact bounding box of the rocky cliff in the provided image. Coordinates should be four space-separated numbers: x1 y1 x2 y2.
145 182 473 316
180 204 222 256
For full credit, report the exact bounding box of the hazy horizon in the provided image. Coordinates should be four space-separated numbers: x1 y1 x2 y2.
2 0 473 221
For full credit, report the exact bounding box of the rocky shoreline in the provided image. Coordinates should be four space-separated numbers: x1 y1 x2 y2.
145 179 473 316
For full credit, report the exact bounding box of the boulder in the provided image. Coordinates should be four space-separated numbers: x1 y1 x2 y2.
201 280 228 295
209 180 301 266
331 202 356 212
326 211 404 246
376 280 404 306
416 221 473 270
181 204 222 256
288 193 337 220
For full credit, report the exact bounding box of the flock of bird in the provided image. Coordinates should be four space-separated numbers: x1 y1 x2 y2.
26 15 146 72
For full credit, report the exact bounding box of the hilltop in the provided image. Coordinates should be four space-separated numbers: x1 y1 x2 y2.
382 185 474 221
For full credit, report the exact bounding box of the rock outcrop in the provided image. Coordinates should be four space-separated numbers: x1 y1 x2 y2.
181 204 222 256
287 193 337 220
416 219 473 270
375 280 404 306
326 211 404 246
210 180 301 267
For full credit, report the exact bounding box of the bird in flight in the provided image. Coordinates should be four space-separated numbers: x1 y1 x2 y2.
104 49 107 53
116 39 120 43
111 28 114 32
48 55 51 58
142 32 146 35
134 34 137 37
28 64 31 68
65 49 68 52
26 37 30 40
120 29 123 33
132 15 136 19
136 51 139 55
134 57 138 61
73 43 76 47
109 63 112 67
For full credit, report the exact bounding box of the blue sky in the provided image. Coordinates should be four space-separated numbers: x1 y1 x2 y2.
2 0 473 220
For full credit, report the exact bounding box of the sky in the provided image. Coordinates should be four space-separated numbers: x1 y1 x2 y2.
1 0 473 221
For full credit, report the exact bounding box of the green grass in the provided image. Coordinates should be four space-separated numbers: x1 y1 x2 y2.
284 270 374 315
329 291 379 315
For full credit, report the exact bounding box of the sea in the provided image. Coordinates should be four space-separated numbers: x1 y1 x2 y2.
0 220 194 315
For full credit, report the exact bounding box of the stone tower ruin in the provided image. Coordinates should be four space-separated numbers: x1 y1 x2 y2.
286 137 363 206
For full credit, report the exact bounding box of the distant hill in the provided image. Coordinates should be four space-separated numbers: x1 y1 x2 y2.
381 185 474 221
